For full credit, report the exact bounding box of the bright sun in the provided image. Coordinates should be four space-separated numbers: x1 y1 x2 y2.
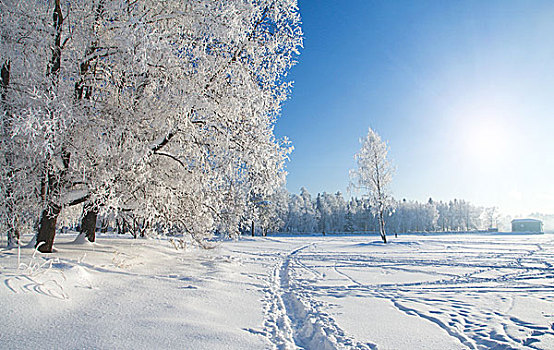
464 119 509 166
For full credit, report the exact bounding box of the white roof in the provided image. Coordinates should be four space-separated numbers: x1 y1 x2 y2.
511 218 542 223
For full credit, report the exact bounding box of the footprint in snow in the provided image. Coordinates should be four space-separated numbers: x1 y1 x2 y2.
179 285 197 290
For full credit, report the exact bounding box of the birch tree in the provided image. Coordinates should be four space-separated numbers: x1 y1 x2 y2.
350 127 394 243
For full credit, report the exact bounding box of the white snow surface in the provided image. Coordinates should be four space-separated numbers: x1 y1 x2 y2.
1 233 553 349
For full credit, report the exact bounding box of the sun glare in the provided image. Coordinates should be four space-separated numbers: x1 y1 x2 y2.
464 119 509 166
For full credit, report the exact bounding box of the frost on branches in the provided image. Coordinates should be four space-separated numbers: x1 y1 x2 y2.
350 128 394 243
0 0 302 251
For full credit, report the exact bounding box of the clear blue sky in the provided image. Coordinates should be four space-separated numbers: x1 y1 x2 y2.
275 0 554 216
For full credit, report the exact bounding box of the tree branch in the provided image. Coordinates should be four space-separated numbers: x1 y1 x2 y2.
153 151 192 173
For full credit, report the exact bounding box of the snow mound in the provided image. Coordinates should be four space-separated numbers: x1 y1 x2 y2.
64 265 93 283
72 233 93 245
51 262 94 289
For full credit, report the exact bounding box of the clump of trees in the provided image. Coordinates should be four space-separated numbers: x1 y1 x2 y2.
0 0 302 251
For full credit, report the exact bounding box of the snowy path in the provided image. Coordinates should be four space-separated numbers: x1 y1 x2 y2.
1 233 553 349
258 241 375 349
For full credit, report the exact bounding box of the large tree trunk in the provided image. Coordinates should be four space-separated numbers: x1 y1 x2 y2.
36 203 61 253
35 0 66 252
36 149 70 252
80 203 98 242
251 220 255 237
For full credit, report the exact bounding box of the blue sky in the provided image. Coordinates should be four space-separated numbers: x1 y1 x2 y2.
275 0 554 216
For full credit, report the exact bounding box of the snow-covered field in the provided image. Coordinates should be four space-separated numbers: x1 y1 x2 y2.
1 233 553 349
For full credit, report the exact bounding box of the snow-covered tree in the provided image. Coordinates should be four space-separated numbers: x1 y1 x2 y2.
0 0 97 251
262 188 290 234
331 191 347 232
436 201 450 231
0 0 302 250
299 187 318 232
285 193 302 232
350 127 394 243
315 192 332 233
482 207 500 229
283 188 318 233
315 191 347 233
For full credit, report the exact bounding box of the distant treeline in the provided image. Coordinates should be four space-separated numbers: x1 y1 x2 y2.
265 187 498 234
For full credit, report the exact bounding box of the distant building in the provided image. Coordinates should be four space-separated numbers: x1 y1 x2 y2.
511 219 543 233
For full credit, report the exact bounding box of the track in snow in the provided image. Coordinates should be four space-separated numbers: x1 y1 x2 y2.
282 236 554 349
262 242 376 349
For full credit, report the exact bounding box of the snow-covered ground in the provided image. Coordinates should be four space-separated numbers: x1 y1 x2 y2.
1 233 553 349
